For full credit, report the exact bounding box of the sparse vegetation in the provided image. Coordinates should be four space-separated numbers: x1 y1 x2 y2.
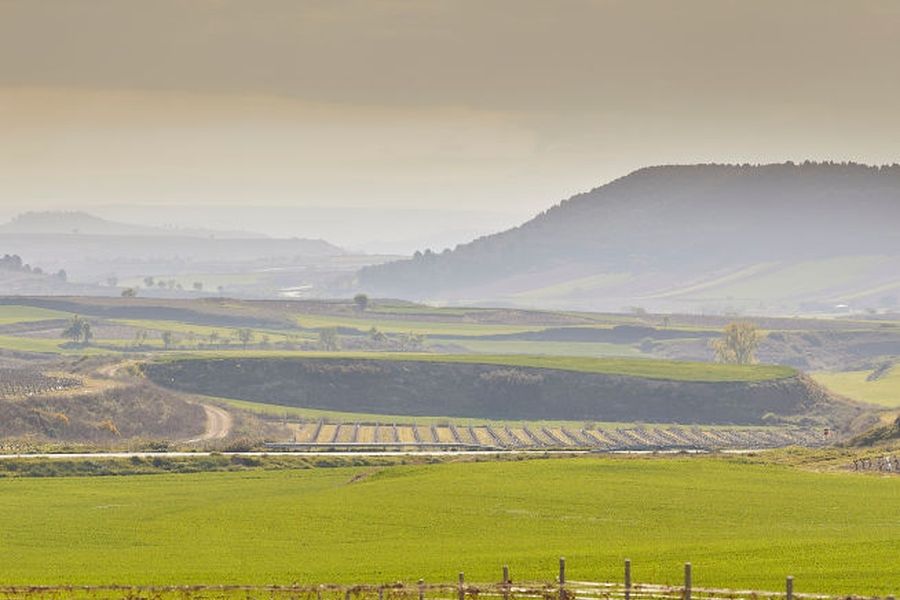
0 382 205 441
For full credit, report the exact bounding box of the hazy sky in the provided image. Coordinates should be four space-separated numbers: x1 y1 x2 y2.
3 0 900 228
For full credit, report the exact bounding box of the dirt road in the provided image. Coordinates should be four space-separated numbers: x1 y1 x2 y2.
187 404 234 443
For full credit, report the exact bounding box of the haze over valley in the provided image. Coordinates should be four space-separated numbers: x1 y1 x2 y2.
1 2 899 597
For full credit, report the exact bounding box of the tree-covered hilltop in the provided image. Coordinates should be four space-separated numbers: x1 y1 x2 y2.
359 162 900 312
0 253 67 281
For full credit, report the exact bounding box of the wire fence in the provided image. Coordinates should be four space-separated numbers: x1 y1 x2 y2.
0 560 893 600
852 455 899 474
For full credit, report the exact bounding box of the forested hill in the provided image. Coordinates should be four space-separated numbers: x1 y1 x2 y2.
358 163 900 313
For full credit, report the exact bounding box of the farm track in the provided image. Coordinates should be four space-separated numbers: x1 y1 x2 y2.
267 421 828 451
186 404 233 443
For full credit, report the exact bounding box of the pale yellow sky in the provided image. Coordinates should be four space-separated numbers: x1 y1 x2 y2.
2 0 900 218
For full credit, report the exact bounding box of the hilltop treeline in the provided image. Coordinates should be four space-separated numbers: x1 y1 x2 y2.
0 253 67 281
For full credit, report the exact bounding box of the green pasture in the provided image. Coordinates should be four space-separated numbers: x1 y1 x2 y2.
0 335 110 356
0 457 897 593
215 394 611 426
295 313 546 337
161 352 795 382
211 395 782 431
812 368 900 407
452 339 642 357
0 305 71 325
113 319 307 344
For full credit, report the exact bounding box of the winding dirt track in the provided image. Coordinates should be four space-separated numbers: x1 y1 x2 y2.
187 404 233 443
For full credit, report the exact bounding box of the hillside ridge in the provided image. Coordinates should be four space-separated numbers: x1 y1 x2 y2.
359 162 900 313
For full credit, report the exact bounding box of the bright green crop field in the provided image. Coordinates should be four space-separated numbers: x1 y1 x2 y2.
1 457 897 594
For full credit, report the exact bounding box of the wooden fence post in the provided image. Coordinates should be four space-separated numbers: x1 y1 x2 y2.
419 579 425 600
558 557 567 600
458 573 465 600
684 563 692 600
502 565 511 600
786 576 793 600
624 559 632 600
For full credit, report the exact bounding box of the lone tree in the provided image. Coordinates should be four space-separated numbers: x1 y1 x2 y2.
161 331 175 350
318 328 340 351
63 315 92 345
236 328 255 348
353 293 369 312
711 321 761 365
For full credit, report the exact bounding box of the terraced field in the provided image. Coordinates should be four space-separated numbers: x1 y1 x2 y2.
278 420 825 451
146 355 857 429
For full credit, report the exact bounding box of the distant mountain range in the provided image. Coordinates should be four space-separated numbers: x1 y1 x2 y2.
359 163 900 314
0 211 348 291
0 211 267 239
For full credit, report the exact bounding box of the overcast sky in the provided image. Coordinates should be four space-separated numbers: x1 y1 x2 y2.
2 0 900 229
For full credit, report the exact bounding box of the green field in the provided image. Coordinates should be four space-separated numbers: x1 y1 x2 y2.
1 457 897 593
453 339 643 358
812 367 900 407
0 305 71 325
162 352 795 383
213 395 766 430
294 313 547 336
0 334 109 355
115 318 307 344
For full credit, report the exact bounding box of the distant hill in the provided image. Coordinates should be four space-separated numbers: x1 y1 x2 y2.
0 211 347 290
0 211 267 239
359 162 900 313
0 253 97 295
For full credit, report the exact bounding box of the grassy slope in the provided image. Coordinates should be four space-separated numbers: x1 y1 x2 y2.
452 339 642 357
162 352 795 383
0 335 110 355
812 367 900 407
661 256 889 302
114 318 307 342
0 305 72 324
0 457 897 593
294 314 547 336
213 395 772 429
